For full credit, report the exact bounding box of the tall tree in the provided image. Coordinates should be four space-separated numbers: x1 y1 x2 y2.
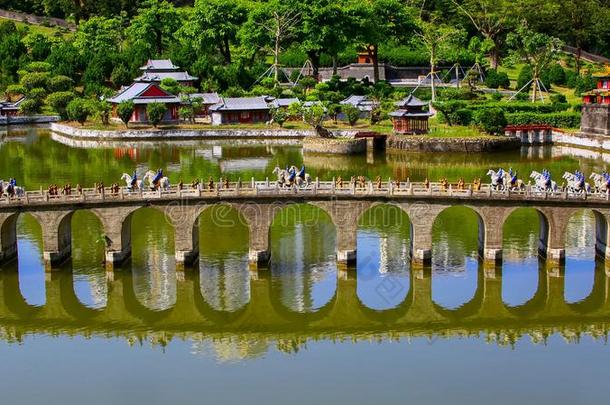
507 23 563 102
240 0 301 84
190 0 248 65
126 0 182 58
450 0 513 69
415 17 464 101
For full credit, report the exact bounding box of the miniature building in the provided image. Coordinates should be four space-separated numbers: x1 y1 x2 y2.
134 59 198 87
340 95 379 118
269 98 300 109
389 95 432 134
209 97 272 125
356 45 377 65
108 82 181 124
581 68 610 136
0 97 25 116
187 93 221 119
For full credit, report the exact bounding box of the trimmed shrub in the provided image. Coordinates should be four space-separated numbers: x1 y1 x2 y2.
550 94 567 104
454 109 473 126
117 101 134 128
342 104 361 126
46 91 75 120
66 98 90 125
505 112 581 128
547 64 566 85
146 102 167 128
474 108 507 134
484 70 511 89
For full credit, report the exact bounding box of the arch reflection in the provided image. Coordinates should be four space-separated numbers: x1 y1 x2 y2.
16 213 45 306
502 208 540 306
564 210 596 304
432 206 479 309
270 204 336 313
198 205 250 312
130 207 177 311
357 204 410 310
70 210 107 309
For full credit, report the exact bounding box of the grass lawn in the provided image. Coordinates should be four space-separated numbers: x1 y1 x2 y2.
0 17 71 38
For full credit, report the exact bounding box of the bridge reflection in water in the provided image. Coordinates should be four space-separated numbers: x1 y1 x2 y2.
1 205 608 361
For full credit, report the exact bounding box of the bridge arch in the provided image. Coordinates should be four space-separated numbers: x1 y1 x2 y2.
501 208 543 308
356 203 411 310
563 209 605 305
197 203 251 312
128 206 177 312
269 202 338 314
431 206 482 310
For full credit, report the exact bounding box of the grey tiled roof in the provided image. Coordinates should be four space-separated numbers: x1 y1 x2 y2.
269 98 300 108
139 59 180 71
189 93 221 104
340 95 378 111
108 83 180 104
135 71 198 83
395 95 428 108
210 97 271 112
389 110 432 117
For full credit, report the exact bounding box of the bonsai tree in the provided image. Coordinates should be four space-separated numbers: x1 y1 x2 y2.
303 104 333 137
117 101 134 128
147 102 167 128
271 107 289 127
66 98 90 126
342 104 361 126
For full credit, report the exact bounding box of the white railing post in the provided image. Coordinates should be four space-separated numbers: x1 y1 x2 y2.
266 177 269 187
331 177 336 194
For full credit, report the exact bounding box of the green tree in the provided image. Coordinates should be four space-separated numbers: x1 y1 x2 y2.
415 18 464 102
110 64 133 88
507 23 562 102
117 101 135 128
342 103 360 126
66 98 90 125
327 103 341 123
451 0 514 69
95 100 112 126
270 107 289 127
46 91 75 120
160 77 181 95
48 75 74 92
189 0 248 65
126 0 182 58
475 108 507 134
146 102 167 127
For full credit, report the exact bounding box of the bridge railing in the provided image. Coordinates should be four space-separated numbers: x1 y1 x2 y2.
3 180 608 206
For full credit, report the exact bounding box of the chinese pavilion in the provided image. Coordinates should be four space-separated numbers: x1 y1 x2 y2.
134 59 198 87
389 95 432 134
581 67 610 136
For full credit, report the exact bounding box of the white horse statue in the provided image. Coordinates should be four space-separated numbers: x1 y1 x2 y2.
289 165 312 187
143 170 171 191
486 169 505 190
590 172 610 193
272 166 289 187
121 173 142 191
563 172 591 194
530 171 557 192
0 180 24 197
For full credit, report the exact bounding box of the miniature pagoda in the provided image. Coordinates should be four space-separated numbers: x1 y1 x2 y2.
581 67 610 136
134 59 198 86
389 95 432 134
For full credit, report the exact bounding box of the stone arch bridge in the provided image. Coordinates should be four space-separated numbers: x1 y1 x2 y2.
0 180 608 270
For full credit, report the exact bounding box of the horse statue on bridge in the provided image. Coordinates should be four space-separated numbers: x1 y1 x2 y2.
0 179 25 198
530 170 558 192
590 172 610 193
121 172 142 191
486 169 506 191
273 165 311 188
562 171 591 195
143 169 170 191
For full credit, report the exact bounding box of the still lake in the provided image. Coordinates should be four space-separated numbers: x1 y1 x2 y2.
0 126 609 404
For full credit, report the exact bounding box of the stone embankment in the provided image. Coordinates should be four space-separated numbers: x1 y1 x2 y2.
387 135 520 153
0 116 59 126
50 123 362 141
302 137 367 154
